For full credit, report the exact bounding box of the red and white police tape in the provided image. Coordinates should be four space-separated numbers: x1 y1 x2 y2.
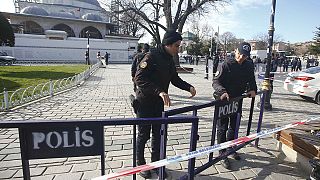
92 116 320 180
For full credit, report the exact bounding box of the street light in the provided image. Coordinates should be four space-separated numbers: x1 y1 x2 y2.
86 30 90 65
127 42 130 63
258 0 277 111
213 26 220 75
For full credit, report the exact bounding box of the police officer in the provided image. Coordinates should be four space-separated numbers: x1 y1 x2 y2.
212 42 257 169
134 30 196 178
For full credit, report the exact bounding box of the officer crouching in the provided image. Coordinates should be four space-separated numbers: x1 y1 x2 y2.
134 30 196 179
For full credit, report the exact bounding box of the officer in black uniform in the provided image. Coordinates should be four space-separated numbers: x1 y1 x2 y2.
134 30 196 178
212 42 257 169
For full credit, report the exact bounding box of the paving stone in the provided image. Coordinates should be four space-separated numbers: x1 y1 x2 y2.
0 169 18 179
0 160 22 169
105 144 123 151
54 172 83 180
3 153 21 161
43 165 72 175
82 170 101 180
0 138 16 144
31 175 55 180
106 161 122 169
72 163 98 172
232 169 257 179
269 172 297 180
14 167 46 178
0 154 6 161
29 158 67 165
210 172 236 179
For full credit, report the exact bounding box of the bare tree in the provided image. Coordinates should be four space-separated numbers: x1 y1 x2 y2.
251 33 283 50
220 32 239 52
109 0 226 45
118 11 145 38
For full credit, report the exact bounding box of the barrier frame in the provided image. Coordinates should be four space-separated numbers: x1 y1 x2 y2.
0 116 199 180
158 91 266 180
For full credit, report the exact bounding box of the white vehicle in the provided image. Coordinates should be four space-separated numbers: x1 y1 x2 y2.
250 50 267 60
283 66 320 104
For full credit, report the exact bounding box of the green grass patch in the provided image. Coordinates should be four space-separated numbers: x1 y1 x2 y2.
0 65 89 92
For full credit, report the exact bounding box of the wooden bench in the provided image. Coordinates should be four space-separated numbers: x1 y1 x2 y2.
276 120 320 173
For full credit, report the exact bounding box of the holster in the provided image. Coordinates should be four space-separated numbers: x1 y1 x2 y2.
129 94 139 114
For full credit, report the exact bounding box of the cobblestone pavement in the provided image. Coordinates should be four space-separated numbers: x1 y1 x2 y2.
1 64 319 180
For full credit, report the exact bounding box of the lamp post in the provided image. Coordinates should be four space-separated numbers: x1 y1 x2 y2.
212 26 219 79
259 0 277 111
86 30 90 65
127 42 130 63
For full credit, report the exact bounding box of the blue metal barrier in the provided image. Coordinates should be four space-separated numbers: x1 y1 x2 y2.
159 91 265 180
0 116 199 180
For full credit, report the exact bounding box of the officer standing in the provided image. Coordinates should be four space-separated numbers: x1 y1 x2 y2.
134 30 196 178
212 42 257 169
104 51 109 65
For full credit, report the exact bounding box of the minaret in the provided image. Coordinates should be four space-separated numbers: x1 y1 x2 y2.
110 0 119 33
14 0 20 13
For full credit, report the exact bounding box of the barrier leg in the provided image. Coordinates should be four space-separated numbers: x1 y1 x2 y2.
159 112 168 180
132 125 136 180
208 114 217 160
255 92 266 147
246 97 255 136
234 112 241 139
187 110 198 180
101 126 105 175
19 128 31 180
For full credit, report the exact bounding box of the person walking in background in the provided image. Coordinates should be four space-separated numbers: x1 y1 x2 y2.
131 43 150 92
196 56 199 65
96 51 101 64
212 42 257 170
282 56 289 72
104 51 109 65
85 51 89 65
134 30 196 178
296 58 302 71
291 57 297 71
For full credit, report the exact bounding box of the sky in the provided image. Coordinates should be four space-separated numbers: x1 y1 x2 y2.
1 0 319 43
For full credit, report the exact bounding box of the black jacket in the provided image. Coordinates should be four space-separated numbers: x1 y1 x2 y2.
212 58 257 98
135 45 192 100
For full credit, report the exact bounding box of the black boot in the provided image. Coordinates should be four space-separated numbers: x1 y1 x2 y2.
156 168 168 179
138 170 152 179
221 158 231 169
137 160 152 179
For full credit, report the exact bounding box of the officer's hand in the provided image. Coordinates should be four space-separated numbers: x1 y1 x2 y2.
247 90 256 98
220 92 229 101
189 87 196 98
159 92 171 107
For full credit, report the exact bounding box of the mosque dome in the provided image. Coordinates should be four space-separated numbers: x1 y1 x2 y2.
82 13 103 21
21 6 49 16
50 12 77 19
76 0 101 7
182 31 196 40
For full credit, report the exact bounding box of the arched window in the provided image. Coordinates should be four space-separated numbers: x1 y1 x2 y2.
80 26 102 39
52 23 75 37
21 21 44 35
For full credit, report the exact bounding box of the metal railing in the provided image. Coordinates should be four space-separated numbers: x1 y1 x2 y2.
0 62 101 111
